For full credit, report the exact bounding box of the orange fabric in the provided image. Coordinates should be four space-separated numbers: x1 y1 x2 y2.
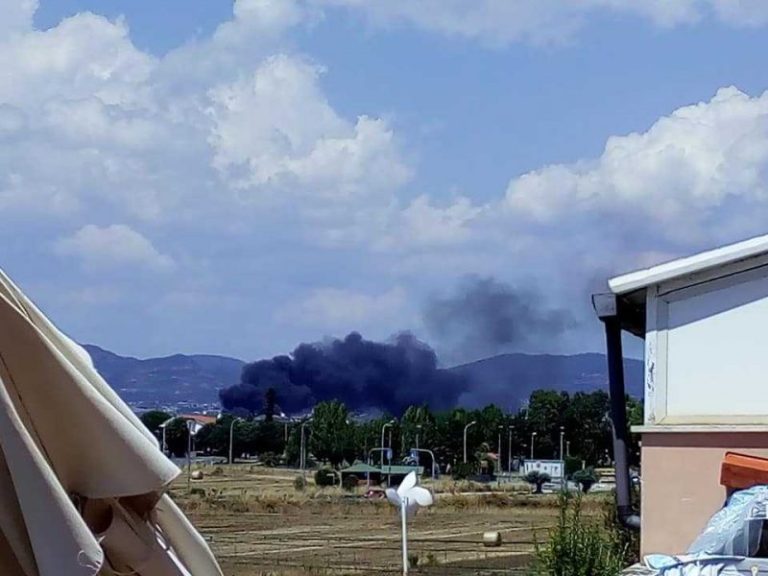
720 451 768 489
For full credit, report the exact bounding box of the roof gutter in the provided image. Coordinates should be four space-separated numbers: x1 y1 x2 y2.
592 294 641 531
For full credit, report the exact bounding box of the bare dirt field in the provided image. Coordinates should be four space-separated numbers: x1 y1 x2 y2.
170 465 570 576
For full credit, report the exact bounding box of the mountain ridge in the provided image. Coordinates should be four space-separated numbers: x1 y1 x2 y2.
83 345 643 411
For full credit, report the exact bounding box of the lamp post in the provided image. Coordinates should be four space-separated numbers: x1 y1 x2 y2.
530 431 537 460
228 417 243 465
463 421 476 464
381 420 395 464
559 427 565 461
300 420 311 473
507 426 514 474
497 425 504 476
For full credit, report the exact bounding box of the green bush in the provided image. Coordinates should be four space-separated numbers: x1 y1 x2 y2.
572 467 598 493
531 492 626 576
565 456 583 477
452 462 474 480
293 475 307 492
342 474 358 491
314 468 336 487
603 489 641 566
525 470 552 494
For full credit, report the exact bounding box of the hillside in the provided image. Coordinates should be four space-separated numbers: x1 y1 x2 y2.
84 345 643 411
83 345 244 405
449 352 643 409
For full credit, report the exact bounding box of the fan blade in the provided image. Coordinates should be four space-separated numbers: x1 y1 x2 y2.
385 488 401 507
408 486 434 507
406 498 420 518
397 471 418 498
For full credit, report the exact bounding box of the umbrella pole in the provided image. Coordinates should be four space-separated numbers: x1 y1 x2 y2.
401 499 408 575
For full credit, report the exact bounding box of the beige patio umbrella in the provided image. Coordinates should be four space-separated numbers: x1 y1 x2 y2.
0 268 223 576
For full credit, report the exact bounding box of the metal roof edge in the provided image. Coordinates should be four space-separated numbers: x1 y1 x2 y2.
609 234 768 295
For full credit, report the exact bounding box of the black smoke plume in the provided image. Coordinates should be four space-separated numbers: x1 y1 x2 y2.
424 276 572 363
219 332 467 416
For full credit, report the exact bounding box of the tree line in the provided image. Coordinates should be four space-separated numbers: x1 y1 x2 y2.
140 389 642 474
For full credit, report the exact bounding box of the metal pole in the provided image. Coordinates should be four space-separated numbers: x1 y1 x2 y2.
507 428 513 474
229 418 239 465
401 499 409 575
560 427 565 461
463 421 476 464
530 432 537 460
497 427 503 476
186 420 193 491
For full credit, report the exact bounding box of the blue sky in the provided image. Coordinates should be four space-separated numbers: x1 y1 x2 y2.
4 0 768 363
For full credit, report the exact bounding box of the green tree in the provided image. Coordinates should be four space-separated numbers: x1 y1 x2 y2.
525 470 552 494
140 410 172 436
310 401 353 467
572 467 598 493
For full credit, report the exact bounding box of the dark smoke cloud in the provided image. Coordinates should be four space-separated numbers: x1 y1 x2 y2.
219 332 467 416
423 276 572 363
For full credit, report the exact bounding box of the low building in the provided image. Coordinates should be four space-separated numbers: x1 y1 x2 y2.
595 234 768 556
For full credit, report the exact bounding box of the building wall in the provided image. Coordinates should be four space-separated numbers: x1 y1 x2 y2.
644 265 768 425
640 431 768 556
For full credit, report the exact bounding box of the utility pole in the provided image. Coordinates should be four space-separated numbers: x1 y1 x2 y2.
463 421 477 464
560 426 566 489
228 417 242 465
530 431 537 460
507 426 513 474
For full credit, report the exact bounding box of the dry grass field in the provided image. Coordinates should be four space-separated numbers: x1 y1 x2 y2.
170 464 598 576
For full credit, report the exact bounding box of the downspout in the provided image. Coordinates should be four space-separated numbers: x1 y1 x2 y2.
593 294 641 531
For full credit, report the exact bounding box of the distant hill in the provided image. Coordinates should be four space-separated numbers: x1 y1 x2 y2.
449 353 643 410
83 345 244 405
83 345 642 411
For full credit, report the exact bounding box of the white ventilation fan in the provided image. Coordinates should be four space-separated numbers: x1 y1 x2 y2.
386 471 434 575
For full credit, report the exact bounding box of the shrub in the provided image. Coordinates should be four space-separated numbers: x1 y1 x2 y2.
603 488 641 566
531 492 626 576
260 452 278 467
573 467 598 493
525 471 552 494
342 474 358 491
314 468 336 487
293 475 307 492
452 462 474 480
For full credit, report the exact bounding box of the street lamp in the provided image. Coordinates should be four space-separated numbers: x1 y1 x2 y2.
507 426 514 474
559 427 566 461
463 421 477 464
381 419 396 465
228 417 243 464
300 420 312 473
415 424 422 465
530 431 537 460
497 425 504 476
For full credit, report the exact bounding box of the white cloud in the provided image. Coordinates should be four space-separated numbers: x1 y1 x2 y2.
277 287 408 329
375 195 485 250
207 55 409 202
505 87 768 245
56 225 175 272
313 0 768 46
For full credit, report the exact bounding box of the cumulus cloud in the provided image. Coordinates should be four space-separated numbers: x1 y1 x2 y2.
312 0 768 46
207 55 409 202
0 0 407 232
55 225 175 272
505 87 768 246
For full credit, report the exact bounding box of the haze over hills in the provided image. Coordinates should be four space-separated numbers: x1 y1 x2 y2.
83 344 643 413
83 345 244 407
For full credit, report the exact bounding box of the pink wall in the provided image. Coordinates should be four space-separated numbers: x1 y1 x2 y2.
641 432 768 555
